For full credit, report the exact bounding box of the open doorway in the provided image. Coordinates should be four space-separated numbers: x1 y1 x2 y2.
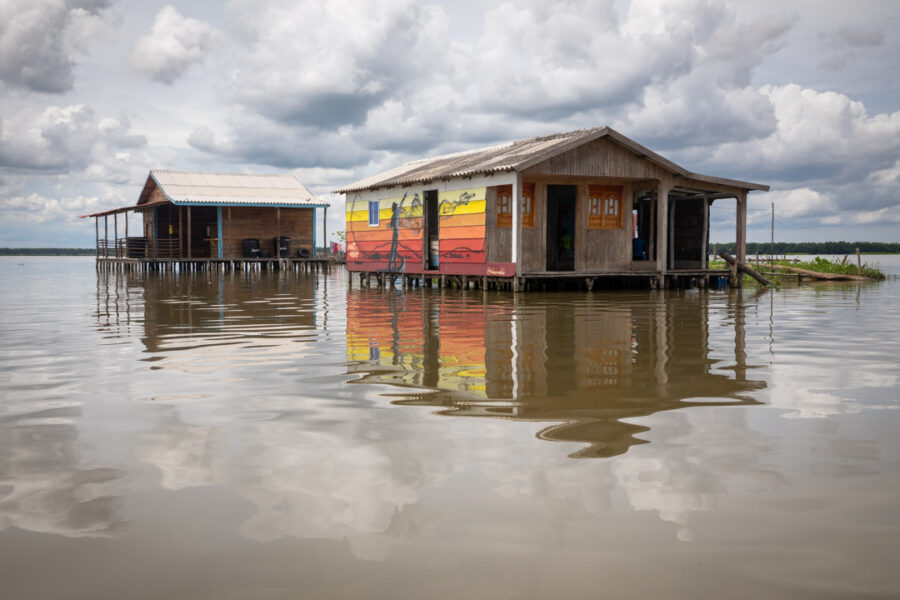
423 189 439 270
547 184 576 271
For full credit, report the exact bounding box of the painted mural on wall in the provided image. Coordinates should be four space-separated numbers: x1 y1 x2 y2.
346 187 487 271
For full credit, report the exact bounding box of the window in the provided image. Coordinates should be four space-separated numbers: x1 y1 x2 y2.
588 185 623 230
497 184 534 228
496 185 512 228
522 182 535 228
368 200 380 226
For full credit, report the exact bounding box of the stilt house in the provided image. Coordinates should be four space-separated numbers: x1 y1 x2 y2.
83 170 329 261
337 127 767 288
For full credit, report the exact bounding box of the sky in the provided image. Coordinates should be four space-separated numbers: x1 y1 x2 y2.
0 0 898 247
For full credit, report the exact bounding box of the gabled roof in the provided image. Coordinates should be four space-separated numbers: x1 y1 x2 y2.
334 127 768 193
139 170 327 207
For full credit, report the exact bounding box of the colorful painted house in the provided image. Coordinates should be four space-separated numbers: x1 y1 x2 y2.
336 127 768 288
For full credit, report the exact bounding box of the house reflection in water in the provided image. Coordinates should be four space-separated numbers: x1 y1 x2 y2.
347 290 765 458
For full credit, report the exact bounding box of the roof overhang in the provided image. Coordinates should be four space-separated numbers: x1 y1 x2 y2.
334 126 768 194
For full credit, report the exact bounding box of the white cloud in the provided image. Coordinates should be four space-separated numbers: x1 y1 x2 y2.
0 104 146 182
224 0 452 128
0 0 116 93
706 84 900 184
0 193 103 224
131 5 220 84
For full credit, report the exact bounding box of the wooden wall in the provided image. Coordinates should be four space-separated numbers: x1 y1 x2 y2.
221 207 314 258
523 137 669 181
484 186 510 263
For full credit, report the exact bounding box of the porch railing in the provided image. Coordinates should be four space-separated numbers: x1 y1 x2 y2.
95 237 180 259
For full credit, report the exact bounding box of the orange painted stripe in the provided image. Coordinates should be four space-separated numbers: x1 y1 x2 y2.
438 225 485 240
348 228 423 242
437 213 484 227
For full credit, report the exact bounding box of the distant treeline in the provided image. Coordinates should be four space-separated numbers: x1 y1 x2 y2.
0 248 95 256
711 241 900 255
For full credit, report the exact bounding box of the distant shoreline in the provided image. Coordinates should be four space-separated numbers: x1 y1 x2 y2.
0 248 95 256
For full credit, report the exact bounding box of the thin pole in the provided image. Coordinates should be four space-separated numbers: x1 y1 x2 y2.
178 206 183 258
323 205 327 255
95 217 99 257
104 215 109 259
276 207 280 259
114 213 118 258
770 202 775 268
187 206 192 259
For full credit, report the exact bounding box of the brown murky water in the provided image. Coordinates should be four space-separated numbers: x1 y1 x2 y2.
1 257 899 599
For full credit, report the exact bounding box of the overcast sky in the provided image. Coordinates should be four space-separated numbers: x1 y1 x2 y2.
1 0 898 247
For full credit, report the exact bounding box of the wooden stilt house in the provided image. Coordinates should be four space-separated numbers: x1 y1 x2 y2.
82 170 329 263
337 127 767 289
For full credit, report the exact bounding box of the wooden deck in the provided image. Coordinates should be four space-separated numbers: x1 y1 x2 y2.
349 268 732 291
95 256 336 273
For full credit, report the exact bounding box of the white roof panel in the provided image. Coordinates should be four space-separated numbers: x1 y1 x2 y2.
149 170 326 206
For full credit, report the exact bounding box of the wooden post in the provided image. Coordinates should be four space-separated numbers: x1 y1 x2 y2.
276 207 280 260
228 207 232 260
856 247 861 275
104 215 109 259
125 211 129 251
702 197 710 268
323 205 327 256
515 172 524 278
95 217 99 257
735 190 747 264
770 201 775 269
178 206 183 258
656 179 669 274
114 213 118 258
187 206 192 259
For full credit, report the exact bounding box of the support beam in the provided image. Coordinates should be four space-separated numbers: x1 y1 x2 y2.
702 197 710 268
323 205 327 255
114 213 118 258
178 206 183 257
216 206 223 259
276 207 281 258
187 206 191 259
104 215 109 259
514 172 523 277
95 217 99 257
655 179 669 274
153 207 158 259
736 190 747 264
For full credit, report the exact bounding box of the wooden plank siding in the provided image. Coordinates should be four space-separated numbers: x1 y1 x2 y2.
222 206 313 258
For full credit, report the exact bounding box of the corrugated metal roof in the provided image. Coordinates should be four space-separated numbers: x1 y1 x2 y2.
146 170 327 206
334 127 768 193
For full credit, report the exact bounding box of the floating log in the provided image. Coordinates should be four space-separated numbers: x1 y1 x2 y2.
768 264 865 281
718 251 772 287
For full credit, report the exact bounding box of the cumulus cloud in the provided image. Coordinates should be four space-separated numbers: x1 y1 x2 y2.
195 0 799 171
0 104 146 182
224 0 452 128
131 5 220 84
0 0 115 93
705 84 900 185
0 193 103 224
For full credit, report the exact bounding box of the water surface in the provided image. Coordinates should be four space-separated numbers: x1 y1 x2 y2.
1 257 899 599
